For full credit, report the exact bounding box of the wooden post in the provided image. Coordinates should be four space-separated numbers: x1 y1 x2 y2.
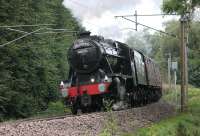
180 15 188 112
168 53 171 90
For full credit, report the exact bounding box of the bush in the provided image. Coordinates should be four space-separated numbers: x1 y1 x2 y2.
34 101 70 117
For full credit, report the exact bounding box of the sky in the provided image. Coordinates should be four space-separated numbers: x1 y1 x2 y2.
63 0 178 42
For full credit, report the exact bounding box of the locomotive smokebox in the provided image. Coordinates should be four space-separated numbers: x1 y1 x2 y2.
68 38 102 73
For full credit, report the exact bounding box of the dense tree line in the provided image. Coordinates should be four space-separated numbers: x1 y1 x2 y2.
0 0 82 121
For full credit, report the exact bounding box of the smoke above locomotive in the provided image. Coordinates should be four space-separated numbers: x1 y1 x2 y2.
61 32 162 114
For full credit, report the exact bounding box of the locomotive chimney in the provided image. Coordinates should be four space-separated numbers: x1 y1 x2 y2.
78 31 91 38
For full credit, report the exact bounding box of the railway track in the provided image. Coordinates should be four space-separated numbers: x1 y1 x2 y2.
16 114 71 122
1 100 174 125
0 101 175 136
0 113 71 126
1 100 172 125
0 110 103 126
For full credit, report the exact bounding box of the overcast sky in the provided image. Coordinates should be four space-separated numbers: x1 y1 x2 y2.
63 0 178 42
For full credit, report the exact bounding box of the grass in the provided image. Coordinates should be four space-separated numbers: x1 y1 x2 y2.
1 100 71 123
99 100 119 136
124 87 200 136
32 101 71 118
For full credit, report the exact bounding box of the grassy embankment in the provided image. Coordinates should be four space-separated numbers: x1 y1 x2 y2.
125 87 200 136
32 101 71 118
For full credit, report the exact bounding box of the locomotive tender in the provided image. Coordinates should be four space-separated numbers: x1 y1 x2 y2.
60 32 162 114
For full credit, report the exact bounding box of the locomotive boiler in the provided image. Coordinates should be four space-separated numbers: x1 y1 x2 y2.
60 32 162 114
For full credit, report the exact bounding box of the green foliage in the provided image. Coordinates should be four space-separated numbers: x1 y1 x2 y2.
99 111 118 136
162 0 200 14
126 20 200 87
162 0 188 14
103 99 114 112
161 0 200 85
148 21 180 82
34 101 70 117
124 87 200 136
188 23 200 87
100 99 118 136
157 21 200 87
0 0 82 121
47 101 65 113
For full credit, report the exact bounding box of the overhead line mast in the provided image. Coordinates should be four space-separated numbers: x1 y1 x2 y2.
115 11 179 38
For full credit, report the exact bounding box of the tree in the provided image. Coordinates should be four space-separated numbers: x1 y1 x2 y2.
162 0 200 14
149 20 200 87
162 0 200 88
0 0 83 120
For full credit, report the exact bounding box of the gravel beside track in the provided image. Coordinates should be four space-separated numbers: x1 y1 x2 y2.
0 100 175 136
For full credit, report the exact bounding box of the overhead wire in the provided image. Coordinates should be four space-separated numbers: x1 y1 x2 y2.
35 30 78 35
0 28 44 47
4 27 79 35
0 1 87 48
119 27 137 31
6 28 28 34
0 0 181 47
0 27 79 47
68 0 179 39
115 13 179 18
0 24 55 28
116 16 178 39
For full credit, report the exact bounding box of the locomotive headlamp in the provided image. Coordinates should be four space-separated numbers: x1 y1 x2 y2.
60 81 64 89
90 78 95 83
104 75 112 82
104 75 108 81
98 83 106 93
60 81 70 98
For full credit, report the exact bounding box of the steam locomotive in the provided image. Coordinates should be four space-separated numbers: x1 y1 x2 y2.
60 32 162 114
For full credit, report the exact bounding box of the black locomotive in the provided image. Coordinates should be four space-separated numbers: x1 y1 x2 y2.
60 32 162 114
